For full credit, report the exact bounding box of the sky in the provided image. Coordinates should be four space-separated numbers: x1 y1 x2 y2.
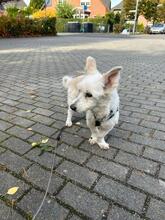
111 0 122 8
24 0 122 8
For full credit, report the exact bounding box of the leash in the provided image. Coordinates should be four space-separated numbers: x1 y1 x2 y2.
32 116 84 220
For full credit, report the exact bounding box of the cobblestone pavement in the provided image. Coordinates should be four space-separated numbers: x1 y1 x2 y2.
0 34 165 220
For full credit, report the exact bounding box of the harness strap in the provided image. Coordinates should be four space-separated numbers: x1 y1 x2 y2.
94 108 119 127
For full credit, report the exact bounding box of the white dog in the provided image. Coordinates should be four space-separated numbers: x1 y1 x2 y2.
62 56 122 149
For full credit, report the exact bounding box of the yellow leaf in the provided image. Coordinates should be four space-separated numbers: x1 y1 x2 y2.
7 187 19 195
26 110 31 113
32 142 37 147
41 138 49 144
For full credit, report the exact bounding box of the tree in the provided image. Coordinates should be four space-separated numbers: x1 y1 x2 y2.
29 0 45 11
123 0 136 17
56 1 75 19
157 2 165 22
139 0 159 23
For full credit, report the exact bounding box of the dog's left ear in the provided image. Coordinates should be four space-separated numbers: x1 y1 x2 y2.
103 66 122 89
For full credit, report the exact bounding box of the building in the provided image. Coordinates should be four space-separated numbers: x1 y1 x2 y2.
46 0 111 18
111 1 122 14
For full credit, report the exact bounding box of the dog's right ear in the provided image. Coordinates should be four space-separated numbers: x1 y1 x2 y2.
85 56 97 74
103 66 122 89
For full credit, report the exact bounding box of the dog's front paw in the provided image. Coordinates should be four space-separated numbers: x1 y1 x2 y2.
89 137 97 145
66 120 72 127
99 143 109 149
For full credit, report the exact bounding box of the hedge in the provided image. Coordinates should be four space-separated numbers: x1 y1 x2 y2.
0 16 57 37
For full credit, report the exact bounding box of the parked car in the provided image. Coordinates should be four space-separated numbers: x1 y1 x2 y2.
150 24 165 34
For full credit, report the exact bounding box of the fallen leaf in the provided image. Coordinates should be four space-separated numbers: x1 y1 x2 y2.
31 142 38 147
27 128 32 131
7 187 19 195
76 122 80 125
41 138 49 144
26 110 31 113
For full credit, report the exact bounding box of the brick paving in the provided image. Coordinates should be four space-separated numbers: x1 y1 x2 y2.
0 34 165 220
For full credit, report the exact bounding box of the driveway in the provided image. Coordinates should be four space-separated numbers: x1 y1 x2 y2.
0 34 165 220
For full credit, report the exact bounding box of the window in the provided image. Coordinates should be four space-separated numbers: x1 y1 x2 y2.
45 0 52 6
80 0 91 6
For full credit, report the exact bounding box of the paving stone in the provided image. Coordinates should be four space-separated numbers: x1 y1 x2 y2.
140 120 165 132
80 141 117 160
17 103 35 111
120 115 140 124
146 198 165 220
69 215 82 220
18 189 69 220
55 143 90 164
77 128 90 139
0 120 13 131
3 99 19 106
55 132 83 147
108 137 143 155
109 128 131 139
2 137 32 154
120 122 152 136
56 160 98 188
31 114 54 126
0 150 31 173
51 112 66 121
131 112 159 122
130 134 165 151
25 148 62 169
33 107 54 116
7 126 33 140
26 164 64 194
0 171 30 201
0 146 6 153
95 176 146 213
14 109 36 118
128 171 165 200
10 116 35 128
0 104 17 113
31 123 56 137
153 130 165 140
115 151 158 175
52 120 65 129
143 147 165 163
86 155 128 181
108 206 142 220
0 201 24 220
159 165 165 180
57 182 108 219
0 111 15 121
0 131 9 142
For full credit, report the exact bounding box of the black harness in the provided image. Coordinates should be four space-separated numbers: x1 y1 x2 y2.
94 108 119 127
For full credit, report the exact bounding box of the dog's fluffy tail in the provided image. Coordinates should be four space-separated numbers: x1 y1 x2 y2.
62 76 72 89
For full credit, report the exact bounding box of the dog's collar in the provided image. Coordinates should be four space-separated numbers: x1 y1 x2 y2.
93 108 119 127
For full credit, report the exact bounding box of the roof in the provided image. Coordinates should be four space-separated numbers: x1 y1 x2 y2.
102 0 111 10
112 1 123 11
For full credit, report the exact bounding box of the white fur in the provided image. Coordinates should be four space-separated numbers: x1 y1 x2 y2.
62 56 122 149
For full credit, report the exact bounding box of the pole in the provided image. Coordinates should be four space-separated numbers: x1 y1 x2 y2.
133 0 139 34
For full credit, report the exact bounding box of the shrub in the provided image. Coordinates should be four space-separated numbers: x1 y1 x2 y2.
33 8 56 19
0 16 57 37
56 1 75 19
113 24 124 33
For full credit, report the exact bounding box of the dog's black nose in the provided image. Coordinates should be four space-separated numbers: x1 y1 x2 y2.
70 104 77 111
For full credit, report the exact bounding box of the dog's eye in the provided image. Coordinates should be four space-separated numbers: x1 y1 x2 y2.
85 92 92 98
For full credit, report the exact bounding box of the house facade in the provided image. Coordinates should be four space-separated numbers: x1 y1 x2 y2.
46 0 111 18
